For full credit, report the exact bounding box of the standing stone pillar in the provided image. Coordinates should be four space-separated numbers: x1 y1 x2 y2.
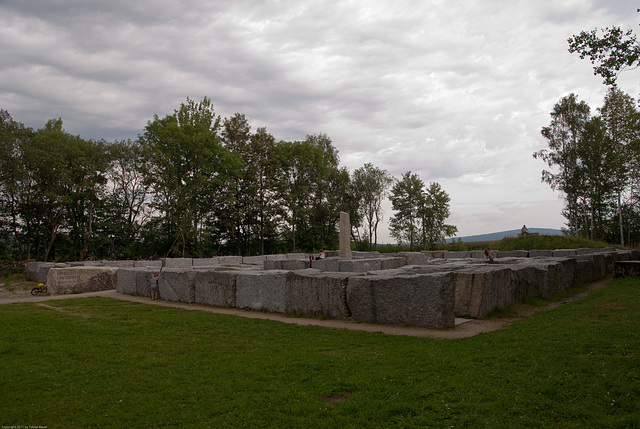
339 211 353 260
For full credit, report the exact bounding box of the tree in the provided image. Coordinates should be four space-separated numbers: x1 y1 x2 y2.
420 182 457 250
0 110 34 260
221 113 253 256
389 172 425 250
351 163 393 249
575 117 620 240
249 127 283 255
568 9 640 86
598 87 639 245
277 134 348 252
100 139 153 259
534 94 591 235
140 97 239 257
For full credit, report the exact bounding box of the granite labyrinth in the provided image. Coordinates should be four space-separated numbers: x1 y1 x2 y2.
27 248 638 329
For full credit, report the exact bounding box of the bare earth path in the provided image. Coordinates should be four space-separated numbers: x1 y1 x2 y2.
0 277 611 339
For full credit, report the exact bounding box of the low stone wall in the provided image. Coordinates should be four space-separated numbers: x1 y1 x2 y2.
26 247 640 329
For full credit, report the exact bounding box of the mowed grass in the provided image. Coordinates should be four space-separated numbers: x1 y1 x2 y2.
1 279 639 428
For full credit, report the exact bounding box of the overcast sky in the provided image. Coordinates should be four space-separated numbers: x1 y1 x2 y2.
1 0 638 242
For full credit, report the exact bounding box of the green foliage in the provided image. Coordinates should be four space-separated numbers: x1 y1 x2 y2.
351 163 393 249
568 10 640 86
535 89 640 246
389 172 456 250
1 279 639 427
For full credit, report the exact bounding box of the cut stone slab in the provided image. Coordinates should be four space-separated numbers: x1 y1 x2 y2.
444 251 471 259
47 266 118 295
346 271 455 328
398 252 431 265
310 258 340 272
236 270 288 312
497 250 529 258
117 267 159 296
158 269 197 303
339 258 382 272
164 258 193 268
134 260 164 269
286 270 355 318
528 250 553 258
454 266 514 318
192 258 221 267
380 257 407 270
26 262 68 283
280 260 311 270
194 270 238 307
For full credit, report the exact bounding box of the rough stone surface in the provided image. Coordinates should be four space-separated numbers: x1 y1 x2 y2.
194 270 238 307
164 258 193 268
346 271 455 328
280 260 311 270
27 262 68 283
117 267 158 296
352 251 381 259
380 257 407 270
103 260 135 268
444 251 471 259
134 260 164 269
528 250 553 258
339 258 382 272
614 261 640 278
285 253 307 260
454 266 514 318
553 249 577 257
159 269 197 303
242 256 266 265
398 252 431 265
497 250 529 258
236 270 288 312
421 250 446 259
311 258 341 272
47 266 118 295
286 270 354 318
192 258 221 267
217 256 243 265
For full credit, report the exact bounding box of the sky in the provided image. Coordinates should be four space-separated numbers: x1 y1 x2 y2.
1 0 638 243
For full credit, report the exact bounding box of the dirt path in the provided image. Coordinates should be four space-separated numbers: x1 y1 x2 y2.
0 277 611 339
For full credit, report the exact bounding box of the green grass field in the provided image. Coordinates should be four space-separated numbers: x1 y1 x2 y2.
1 278 639 428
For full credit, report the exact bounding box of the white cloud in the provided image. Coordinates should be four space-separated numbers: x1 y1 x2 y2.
1 0 638 240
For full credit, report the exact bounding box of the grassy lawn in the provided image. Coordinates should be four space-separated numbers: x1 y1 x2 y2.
1 278 639 428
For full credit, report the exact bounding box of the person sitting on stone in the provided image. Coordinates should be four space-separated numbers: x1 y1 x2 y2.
315 249 326 260
521 225 529 235
484 247 494 263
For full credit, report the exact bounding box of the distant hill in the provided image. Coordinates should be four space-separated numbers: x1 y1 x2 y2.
448 228 563 243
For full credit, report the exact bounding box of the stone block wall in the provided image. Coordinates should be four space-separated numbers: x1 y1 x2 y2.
286 270 353 318
25 247 640 330
47 266 118 295
194 271 238 307
347 272 455 328
236 271 287 312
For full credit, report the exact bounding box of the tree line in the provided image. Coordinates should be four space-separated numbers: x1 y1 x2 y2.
0 97 455 262
535 11 640 246
534 88 640 246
